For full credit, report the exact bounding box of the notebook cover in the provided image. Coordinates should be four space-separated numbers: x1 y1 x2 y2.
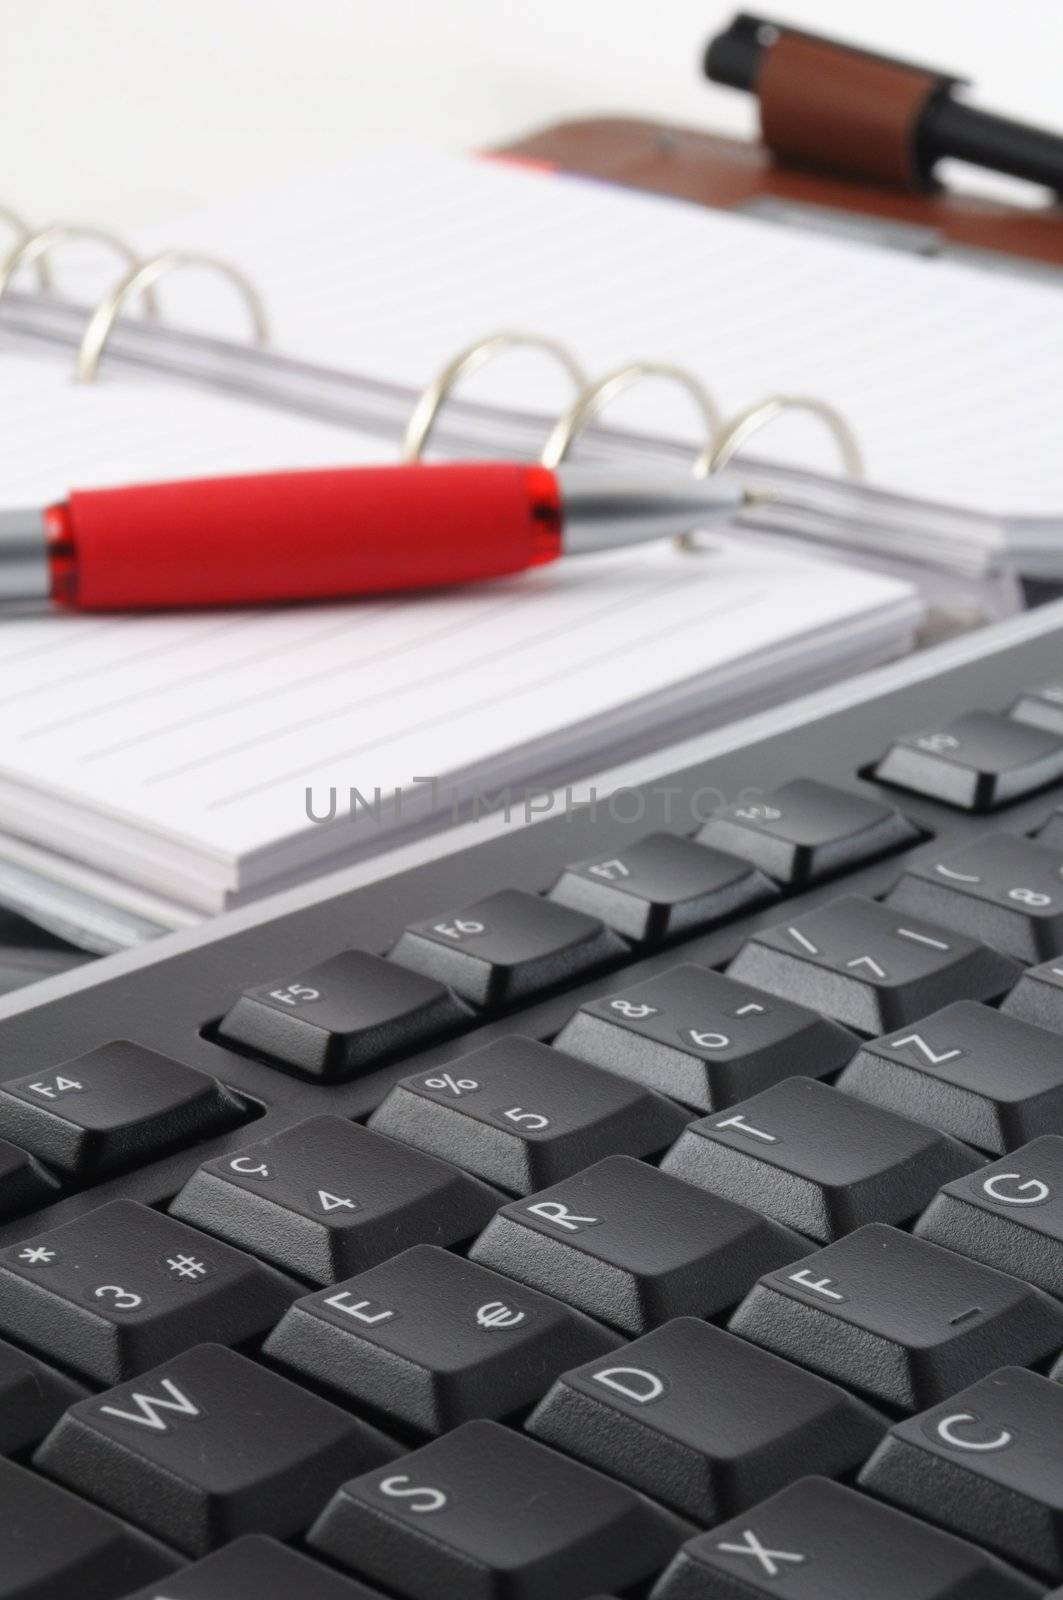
498 116 1063 269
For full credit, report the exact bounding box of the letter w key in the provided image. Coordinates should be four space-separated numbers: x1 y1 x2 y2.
100 1376 200 1432
34 1343 398 1558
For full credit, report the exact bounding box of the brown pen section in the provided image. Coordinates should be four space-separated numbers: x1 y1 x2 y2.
756 31 948 190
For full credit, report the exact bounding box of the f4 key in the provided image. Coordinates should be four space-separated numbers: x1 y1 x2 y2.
0 1040 246 1183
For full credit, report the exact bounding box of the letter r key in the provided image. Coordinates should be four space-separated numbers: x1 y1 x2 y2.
525 1200 600 1232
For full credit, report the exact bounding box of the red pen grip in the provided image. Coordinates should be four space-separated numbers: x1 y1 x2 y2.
47 461 563 610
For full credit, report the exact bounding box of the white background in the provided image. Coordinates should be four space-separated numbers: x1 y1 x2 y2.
2 1 1063 228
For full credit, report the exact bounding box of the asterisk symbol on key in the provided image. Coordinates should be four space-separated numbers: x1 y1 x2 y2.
18 1246 55 1265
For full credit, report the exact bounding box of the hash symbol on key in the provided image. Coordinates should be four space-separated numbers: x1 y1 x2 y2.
165 1254 208 1281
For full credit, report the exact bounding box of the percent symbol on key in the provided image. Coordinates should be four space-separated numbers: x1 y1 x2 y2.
424 1072 479 1096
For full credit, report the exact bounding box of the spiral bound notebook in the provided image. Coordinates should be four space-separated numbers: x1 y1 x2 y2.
0 348 917 945
14 146 1063 946
6 153 1063 570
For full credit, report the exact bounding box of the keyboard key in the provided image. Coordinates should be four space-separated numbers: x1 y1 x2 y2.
0 1040 245 1181
0 1198 296 1383
886 833 1063 961
874 709 1063 812
1011 681 1063 735
915 1137 1063 1296
265 1243 619 1434
35 1342 399 1557
729 1223 1063 1412
1003 955 1063 1033
389 888 625 1006
554 965 856 1113
650 1475 1041 1600
860 1365 1063 1581
839 1001 1063 1153
727 895 1019 1034
307 1418 690 1600
171 1115 499 1285
0 1454 177 1600
1040 808 1063 849
0 1134 60 1217
368 1035 687 1193
661 1077 980 1242
696 778 918 887
526 1317 886 1525
548 833 777 942
217 950 472 1080
470 1154 805 1334
0 1337 86 1457
122 1536 388 1600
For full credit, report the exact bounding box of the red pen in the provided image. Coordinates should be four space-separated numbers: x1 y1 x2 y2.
0 461 744 611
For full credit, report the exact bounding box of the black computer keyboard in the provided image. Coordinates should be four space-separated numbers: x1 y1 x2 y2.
4 614 1063 1599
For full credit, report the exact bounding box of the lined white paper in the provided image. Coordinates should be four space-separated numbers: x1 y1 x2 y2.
0 497 916 906
136 149 1063 512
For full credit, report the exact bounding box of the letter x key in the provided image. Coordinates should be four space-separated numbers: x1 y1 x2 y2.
654 1476 1039 1598
717 1528 806 1576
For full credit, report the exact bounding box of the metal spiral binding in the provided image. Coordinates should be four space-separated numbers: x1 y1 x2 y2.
401 331 587 462
0 223 151 308
76 250 269 381
0 205 50 288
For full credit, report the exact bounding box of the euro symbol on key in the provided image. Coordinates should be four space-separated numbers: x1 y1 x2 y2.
476 1300 526 1330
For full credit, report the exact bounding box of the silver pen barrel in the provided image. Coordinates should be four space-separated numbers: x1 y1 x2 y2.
556 465 746 554
0 508 50 603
